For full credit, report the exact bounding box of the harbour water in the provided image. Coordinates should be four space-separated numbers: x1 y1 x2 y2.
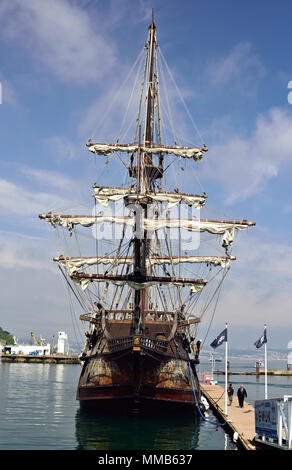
0 358 291 451
200 357 292 404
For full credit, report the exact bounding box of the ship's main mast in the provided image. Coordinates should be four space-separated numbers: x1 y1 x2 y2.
144 14 156 159
133 15 157 334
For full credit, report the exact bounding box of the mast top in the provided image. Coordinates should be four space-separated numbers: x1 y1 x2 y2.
149 7 156 29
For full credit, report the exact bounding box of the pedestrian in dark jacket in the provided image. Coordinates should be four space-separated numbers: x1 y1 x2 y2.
227 384 234 406
237 384 247 408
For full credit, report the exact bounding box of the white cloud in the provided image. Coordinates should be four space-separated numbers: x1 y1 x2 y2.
0 73 17 106
207 41 265 96
235 237 292 280
212 233 292 329
21 166 75 191
18 165 92 211
0 262 75 340
44 136 80 161
0 232 54 271
0 177 70 216
0 0 117 84
201 107 292 204
0 231 85 342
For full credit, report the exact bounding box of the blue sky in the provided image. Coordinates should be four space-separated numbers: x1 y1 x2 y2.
0 0 292 355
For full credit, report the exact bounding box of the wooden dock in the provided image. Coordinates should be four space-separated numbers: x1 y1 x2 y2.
200 383 256 450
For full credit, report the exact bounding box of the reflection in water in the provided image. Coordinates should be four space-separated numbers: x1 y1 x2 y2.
0 363 80 450
75 403 201 450
52 364 65 420
5 361 290 449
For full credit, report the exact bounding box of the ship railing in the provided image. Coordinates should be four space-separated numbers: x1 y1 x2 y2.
106 312 133 320
140 335 168 353
107 334 168 354
105 311 175 322
108 336 133 352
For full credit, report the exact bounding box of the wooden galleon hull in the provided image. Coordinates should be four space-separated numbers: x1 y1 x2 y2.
76 353 200 408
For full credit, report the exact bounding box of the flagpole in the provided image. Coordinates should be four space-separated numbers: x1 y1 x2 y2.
225 322 228 416
210 325 228 414
264 324 268 400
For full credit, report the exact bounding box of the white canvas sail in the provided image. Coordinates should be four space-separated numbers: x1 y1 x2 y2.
93 186 206 208
40 213 254 247
87 142 207 161
55 255 235 276
72 273 207 292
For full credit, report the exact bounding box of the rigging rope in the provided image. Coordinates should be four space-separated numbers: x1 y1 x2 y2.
199 268 229 348
158 48 206 147
158 54 178 144
90 47 145 140
54 226 93 312
63 274 85 349
58 265 87 313
117 51 145 141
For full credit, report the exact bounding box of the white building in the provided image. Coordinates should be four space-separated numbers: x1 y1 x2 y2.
57 331 68 355
2 344 51 356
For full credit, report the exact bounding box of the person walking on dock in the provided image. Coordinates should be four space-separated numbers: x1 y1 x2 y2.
237 384 247 408
227 383 234 406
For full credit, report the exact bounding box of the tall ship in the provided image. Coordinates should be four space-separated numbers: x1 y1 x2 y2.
39 14 255 410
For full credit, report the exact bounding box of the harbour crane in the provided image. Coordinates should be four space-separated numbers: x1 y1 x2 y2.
31 332 39 346
30 332 45 346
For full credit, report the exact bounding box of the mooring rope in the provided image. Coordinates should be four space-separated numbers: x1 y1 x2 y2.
188 361 226 427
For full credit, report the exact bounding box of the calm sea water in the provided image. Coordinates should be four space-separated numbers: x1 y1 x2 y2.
0 358 291 451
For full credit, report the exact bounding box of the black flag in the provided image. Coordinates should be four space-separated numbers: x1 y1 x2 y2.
254 329 267 349
210 328 227 349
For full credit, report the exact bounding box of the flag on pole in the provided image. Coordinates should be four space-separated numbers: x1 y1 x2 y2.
254 325 268 399
254 328 267 349
210 327 227 349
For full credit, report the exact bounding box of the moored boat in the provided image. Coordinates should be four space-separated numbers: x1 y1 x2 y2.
39 12 255 411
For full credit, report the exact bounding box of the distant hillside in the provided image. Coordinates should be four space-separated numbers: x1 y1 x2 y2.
0 327 14 345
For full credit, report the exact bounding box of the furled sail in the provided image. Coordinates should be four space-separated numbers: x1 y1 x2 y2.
71 272 207 292
55 255 235 276
40 213 255 247
93 186 206 208
39 214 132 230
54 256 133 276
87 142 207 162
148 255 235 268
